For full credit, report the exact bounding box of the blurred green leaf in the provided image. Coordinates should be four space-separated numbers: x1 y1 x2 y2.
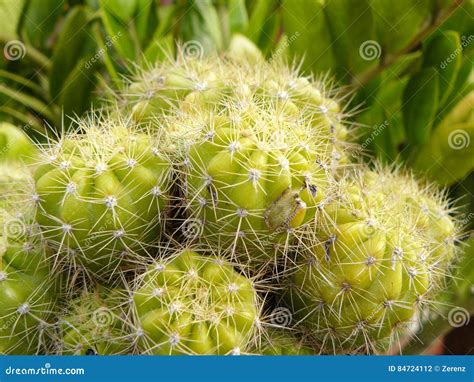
246 0 274 44
0 83 55 121
323 0 376 81
402 67 439 146
143 33 175 63
134 0 155 44
437 57 474 122
371 0 434 55
21 0 65 50
282 0 334 73
49 6 92 99
100 0 137 60
58 58 99 121
101 0 137 22
413 92 474 184
228 0 249 35
422 30 462 106
0 0 25 38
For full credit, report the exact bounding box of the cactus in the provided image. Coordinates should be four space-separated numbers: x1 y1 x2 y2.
284 165 459 354
33 115 172 281
56 288 135 355
180 107 335 268
120 47 351 162
0 122 38 164
133 248 261 355
258 328 314 355
0 198 56 354
114 47 355 270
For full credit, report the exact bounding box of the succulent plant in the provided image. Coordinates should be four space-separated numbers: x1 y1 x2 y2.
284 165 459 354
0 201 56 354
180 108 335 269
120 48 351 163
56 288 134 355
258 328 314 355
133 248 261 355
33 115 172 282
0 122 38 164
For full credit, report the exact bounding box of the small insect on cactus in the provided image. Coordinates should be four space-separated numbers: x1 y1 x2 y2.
114 43 356 271
132 248 262 355
0 170 57 354
56 287 135 355
33 114 172 282
284 165 460 354
179 106 335 269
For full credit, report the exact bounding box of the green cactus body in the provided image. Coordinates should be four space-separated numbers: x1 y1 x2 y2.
33 117 172 281
133 249 260 355
0 210 56 354
259 329 314 355
286 166 459 353
181 110 331 266
58 289 133 355
0 122 38 164
122 48 351 165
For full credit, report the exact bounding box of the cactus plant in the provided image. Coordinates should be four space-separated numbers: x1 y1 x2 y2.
120 47 351 162
33 115 172 281
0 122 38 164
116 47 355 270
258 328 314 355
0 192 56 354
284 165 459 354
133 248 261 355
180 108 335 268
56 288 135 355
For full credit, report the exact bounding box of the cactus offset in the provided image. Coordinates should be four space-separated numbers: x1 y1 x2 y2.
0 179 57 354
33 115 172 282
133 248 261 355
284 165 459 354
56 288 135 355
